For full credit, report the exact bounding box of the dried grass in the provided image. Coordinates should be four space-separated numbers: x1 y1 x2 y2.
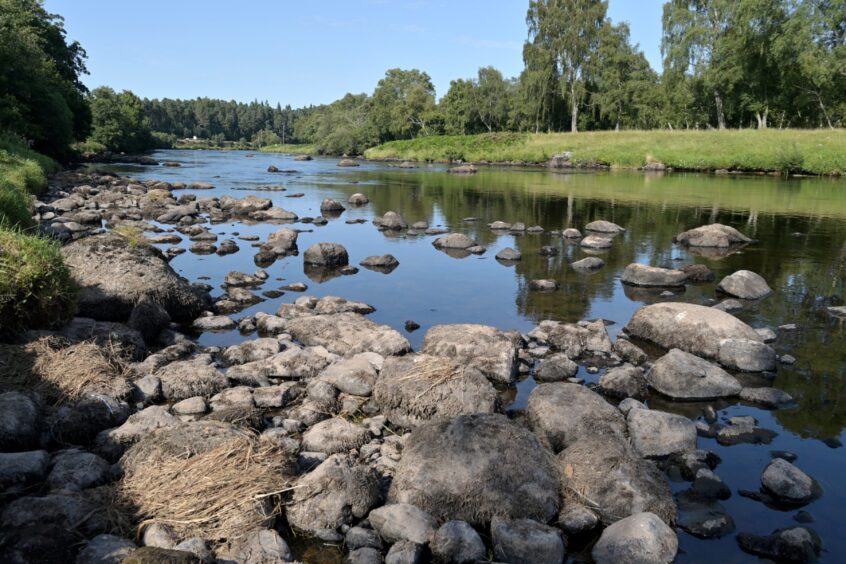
0 337 130 403
397 356 462 400
119 431 295 542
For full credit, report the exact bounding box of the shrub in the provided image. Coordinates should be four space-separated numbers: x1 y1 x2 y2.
0 229 77 339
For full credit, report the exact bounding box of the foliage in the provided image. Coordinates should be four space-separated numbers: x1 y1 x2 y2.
0 134 59 228
370 68 438 141
365 129 846 175
0 0 90 158
259 143 317 155
87 87 154 153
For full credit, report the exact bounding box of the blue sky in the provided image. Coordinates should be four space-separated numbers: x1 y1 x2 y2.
46 0 665 107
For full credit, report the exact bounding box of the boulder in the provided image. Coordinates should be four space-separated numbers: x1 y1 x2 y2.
680 263 715 282
527 383 626 452
283 313 411 357
585 220 625 234
598 364 647 399
740 387 794 408
62 233 208 322
491 517 565 564
621 264 687 287
534 354 578 382
562 228 582 238
319 354 380 396
287 454 380 534
261 228 298 256
558 437 676 525
303 242 349 267
557 504 599 535
369 504 437 545
545 320 612 358
624 302 762 361
155 361 228 401
761 458 820 504
386 541 422 564
380 211 407 230
0 450 49 489
421 324 518 384
627 408 697 458
580 235 613 249
529 279 560 292
192 315 236 332
718 270 773 299
46 449 110 491
388 414 559 527
373 354 498 428
674 223 752 248
360 254 399 273
216 529 293 563
647 349 741 400
77 534 137 564
221 338 281 365
226 346 337 381
431 521 485 564
591 512 677 564
301 418 370 454
348 193 369 205
571 257 605 271
320 198 345 213
0 391 42 450
432 233 477 250
736 526 821 562
495 247 521 261
94 406 182 460
717 338 776 372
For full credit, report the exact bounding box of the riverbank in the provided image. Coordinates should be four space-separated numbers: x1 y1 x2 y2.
364 129 846 176
259 143 317 156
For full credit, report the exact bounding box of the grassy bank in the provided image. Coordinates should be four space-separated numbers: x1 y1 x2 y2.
259 143 318 156
0 136 75 337
364 129 846 175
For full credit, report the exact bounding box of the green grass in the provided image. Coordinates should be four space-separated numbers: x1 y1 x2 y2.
259 143 318 155
0 135 76 337
364 129 846 175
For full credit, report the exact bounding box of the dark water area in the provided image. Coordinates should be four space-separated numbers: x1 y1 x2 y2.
100 149 846 562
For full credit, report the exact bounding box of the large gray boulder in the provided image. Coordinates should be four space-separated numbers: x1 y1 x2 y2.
718 270 773 299
0 450 49 489
585 220 625 234
77 534 137 564
373 354 498 428
431 521 486 563
558 437 676 525
216 529 293 563
226 346 337 381
46 449 110 491
421 324 518 384
717 338 776 372
736 526 822 562
303 242 349 267
260 228 298 256
318 354 380 396
62 233 208 322
369 504 437 545
597 364 647 399
647 349 741 400
627 408 697 458
432 233 477 250
674 224 752 248
544 320 612 357
283 312 411 357
388 414 559 527
0 392 42 450
621 264 687 287
624 302 762 361
301 418 370 454
287 454 380 534
154 360 229 401
592 512 678 564
527 383 626 453
491 517 565 564
761 458 820 504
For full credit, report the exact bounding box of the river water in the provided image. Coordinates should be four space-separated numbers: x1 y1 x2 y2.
101 149 846 562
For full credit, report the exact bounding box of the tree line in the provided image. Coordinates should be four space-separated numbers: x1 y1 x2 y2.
1 0 844 160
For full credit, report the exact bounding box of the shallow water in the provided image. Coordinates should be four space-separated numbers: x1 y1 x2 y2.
100 149 846 562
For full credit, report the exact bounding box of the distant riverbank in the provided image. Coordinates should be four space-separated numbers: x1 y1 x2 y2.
363 130 846 176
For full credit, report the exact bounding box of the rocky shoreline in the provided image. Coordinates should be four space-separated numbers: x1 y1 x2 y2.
0 169 826 563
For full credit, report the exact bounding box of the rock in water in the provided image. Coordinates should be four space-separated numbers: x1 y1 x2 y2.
303 242 349 267
647 349 741 400
627 408 697 458
624 302 762 361
737 527 822 562
674 224 752 248
388 414 559 527
432 233 477 250
369 504 436 545
421 324 518 384
585 220 625 234
718 270 773 299
761 458 821 504
717 338 776 372
621 264 687 287
592 512 678 564
62 232 208 322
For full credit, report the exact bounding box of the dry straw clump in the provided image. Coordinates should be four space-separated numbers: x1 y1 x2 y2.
0 337 131 403
118 423 295 543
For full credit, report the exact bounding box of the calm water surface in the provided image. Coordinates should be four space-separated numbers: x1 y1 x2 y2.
101 149 846 562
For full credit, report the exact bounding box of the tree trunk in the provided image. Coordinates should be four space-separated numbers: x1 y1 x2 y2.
570 83 579 133
714 89 726 129
817 95 834 129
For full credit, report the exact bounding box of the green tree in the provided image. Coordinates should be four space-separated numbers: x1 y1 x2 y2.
89 87 153 153
526 0 608 132
370 68 436 141
472 67 512 132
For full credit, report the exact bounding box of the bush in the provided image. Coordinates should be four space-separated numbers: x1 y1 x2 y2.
0 229 77 338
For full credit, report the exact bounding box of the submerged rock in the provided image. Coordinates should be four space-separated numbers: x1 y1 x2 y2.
571 257 605 271
736 527 821 562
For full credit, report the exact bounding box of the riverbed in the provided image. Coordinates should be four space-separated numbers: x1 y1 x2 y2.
100 149 846 562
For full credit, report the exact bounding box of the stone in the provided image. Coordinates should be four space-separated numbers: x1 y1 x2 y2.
534 353 579 382
369 503 437 545
142 522 177 548
580 235 613 249
62 232 208 322
0 391 41 450
557 504 599 535
432 233 477 250
625 302 763 361
385 540 422 564
226 346 337 381
613 338 648 366
77 534 137 564
360 254 399 272
171 397 207 416
301 417 370 454
319 354 380 396
261 228 298 256
174 538 212 563
491 517 565 564
320 198 345 213
192 315 236 331
740 387 794 408
422 324 518 384
737 527 821 563
46 449 110 491
691 468 731 500
303 242 349 267
0 450 49 489
348 193 370 205
718 338 777 372
675 492 735 539
527 383 626 453
571 257 605 271
216 529 293 563
585 220 625 234
529 279 560 291
562 228 582 238
121 547 199 563
388 414 559 527
373 354 497 428
621 264 687 287
283 312 411 357
674 224 752 248
347 548 383 564
128 297 171 342
489 221 511 230
221 338 281 365
380 211 407 230
495 247 521 261
627 408 697 458
591 512 677 564
287 454 380 534
94 405 182 460
718 270 773 299
539 245 559 256
598 364 647 399
680 263 715 282
253 384 299 408
346 527 383 551
431 520 486 564
647 349 741 400
155 361 228 401
761 458 820 504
